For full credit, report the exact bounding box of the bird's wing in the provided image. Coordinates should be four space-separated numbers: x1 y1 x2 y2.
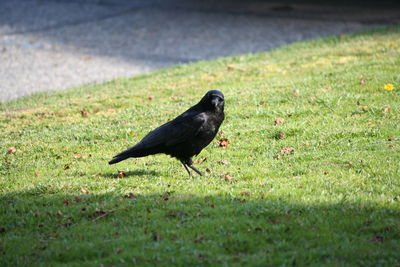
138 111 206 149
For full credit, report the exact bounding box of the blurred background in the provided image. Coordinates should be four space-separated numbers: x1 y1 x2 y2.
1 0 399 101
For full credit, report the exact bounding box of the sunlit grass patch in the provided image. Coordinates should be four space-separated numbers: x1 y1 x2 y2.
1 26 399 266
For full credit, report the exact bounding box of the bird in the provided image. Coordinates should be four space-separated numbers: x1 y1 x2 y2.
109 90 225 176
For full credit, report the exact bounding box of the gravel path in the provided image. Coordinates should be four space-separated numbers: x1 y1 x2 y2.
1 0 399 102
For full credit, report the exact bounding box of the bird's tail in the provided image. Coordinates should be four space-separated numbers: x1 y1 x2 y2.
108 145 147 165
108 155 130 165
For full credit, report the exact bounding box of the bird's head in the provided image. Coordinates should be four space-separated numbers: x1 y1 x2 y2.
200 90 225 112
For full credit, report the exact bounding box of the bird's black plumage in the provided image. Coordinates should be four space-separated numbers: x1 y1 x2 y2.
109 90 225 176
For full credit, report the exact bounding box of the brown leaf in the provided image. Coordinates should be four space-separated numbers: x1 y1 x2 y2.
74 196 83 202
63 164 70 170
217 131 224 137
148 96 155 101
80 188 89 194
223 174 233 181
240 191 251 196
217 138 231 148
7 147 17 154
194 235 206 243
273 155 282 160
89 209 113 221
280 147 294 155
194 157 207 164
383 107 391 113
274 118 284 125
117 171 126 178
80 110 89 117
162 192 171 201
388 136 397 141
124 192 136 199
359 79 366 84
34 172 40 177
227 64 236 70
63 200 73 206
219 160 230 165
276 132 286 140
152 232 161 242
362 106 369 111
73 154 85 159
371 236 385 243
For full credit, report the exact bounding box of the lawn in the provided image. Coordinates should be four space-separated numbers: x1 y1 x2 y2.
1 26 399 266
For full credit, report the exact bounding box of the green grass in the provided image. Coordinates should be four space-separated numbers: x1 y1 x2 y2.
1 26 400 266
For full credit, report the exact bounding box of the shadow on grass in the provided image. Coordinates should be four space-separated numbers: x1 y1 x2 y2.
0 191 399 266
100 169 160 179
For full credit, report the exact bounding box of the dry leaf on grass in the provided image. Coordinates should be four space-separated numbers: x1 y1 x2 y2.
223 174 233 181
274 118 284 125
217 138 230 148
280 147 294 155
117 171 126 178
80 110 89 117
194 157 207 164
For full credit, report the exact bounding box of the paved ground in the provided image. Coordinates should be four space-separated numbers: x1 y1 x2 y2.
1 0 399 102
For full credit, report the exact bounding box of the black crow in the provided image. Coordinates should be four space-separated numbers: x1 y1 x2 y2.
109 90 225 176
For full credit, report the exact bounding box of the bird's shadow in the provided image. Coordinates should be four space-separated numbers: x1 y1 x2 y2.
101 169 159 179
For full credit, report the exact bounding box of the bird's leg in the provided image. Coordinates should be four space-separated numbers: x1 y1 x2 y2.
181 161 192 176
188 165 203 176
184 158 203 176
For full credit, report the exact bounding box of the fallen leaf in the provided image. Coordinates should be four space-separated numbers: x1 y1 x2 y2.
276 132 286 140
148 96 155 101
82 55 92 61
63 200 73 206
73 154 85 159
274 118 284 125
80 110 89 117
124 192 136 199
74 196 83 202
152 232 161 242
360 79 366 84
219 160 230 165
362 106 369 111
117 171 126 178
7 147 17 154
371 236 385 243
383 107 391 113
89 209 113 221
227 64 236 70
217 138 231 148
194 157 207 164
63 164 70 170
223 174 233 181
273 155 282 160
162 192 171 201
194 235 206 243
217 131 224 137
34 172 40 177
281 147 294 155
240 191 251 196
388 136 397 141
80 188 89 194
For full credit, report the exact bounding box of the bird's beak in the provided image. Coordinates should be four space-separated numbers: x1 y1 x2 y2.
211 98 219 108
